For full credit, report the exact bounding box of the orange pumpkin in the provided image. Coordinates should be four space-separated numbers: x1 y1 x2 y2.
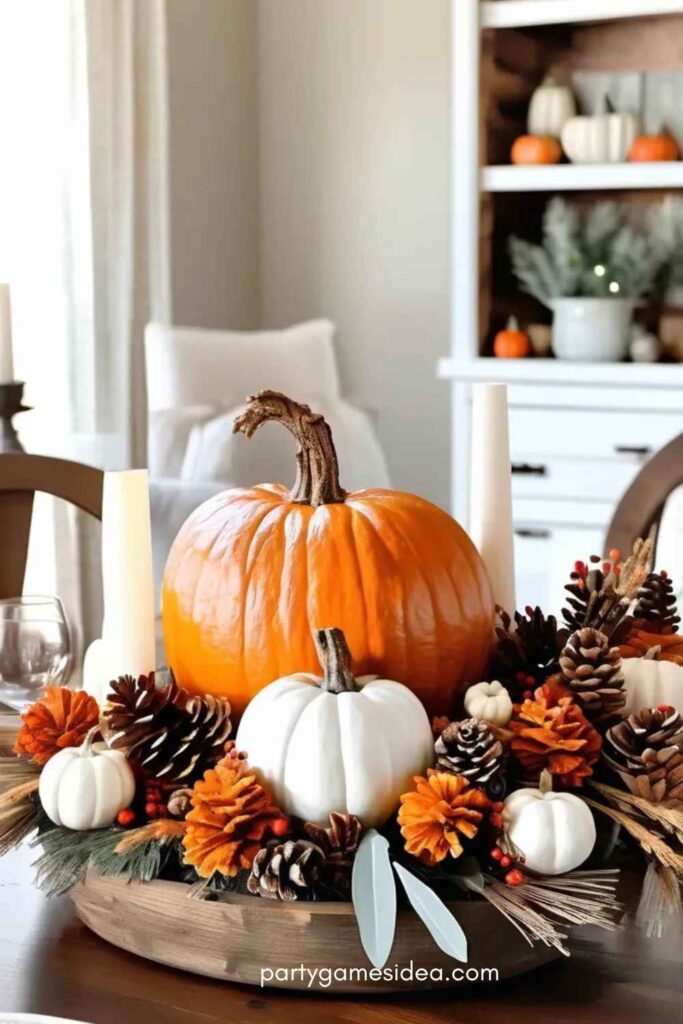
493 317 531 359
628 133 680 163
511 135 562 166
162 391 494 720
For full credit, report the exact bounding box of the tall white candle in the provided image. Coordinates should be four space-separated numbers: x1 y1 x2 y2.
0 284 15 383
469 383 516 615
84 469 156 704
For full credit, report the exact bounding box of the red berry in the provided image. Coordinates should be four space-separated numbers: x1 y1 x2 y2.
505 869 525 887
270 816 291 838
145 802 158 818
157 804 168 818
117 808 135 827
658 703 672 713
492 801 504 813
490 847 502 861
490 813 503 828
500 855 511 868
609 548 620 563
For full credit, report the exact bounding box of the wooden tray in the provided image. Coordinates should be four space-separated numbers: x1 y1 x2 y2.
72 870 560 993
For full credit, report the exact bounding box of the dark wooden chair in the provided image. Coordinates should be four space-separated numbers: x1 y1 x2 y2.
606 433 683 557
0 453 103 600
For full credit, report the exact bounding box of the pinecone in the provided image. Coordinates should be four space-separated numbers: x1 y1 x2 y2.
103 672 232 783
304 812 364 895
632 571 680 635
562 554 631 640
559 628 625 726
604 706 683 804
14 686 100 766
247 839 325 900
435 718 506 798
493 606 568 694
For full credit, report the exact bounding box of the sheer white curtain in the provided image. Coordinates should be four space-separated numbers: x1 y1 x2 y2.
0 0 171 669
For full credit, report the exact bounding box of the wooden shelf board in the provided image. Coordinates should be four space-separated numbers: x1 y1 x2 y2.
483 163 683 193
437 357 683 389
482 0 683 31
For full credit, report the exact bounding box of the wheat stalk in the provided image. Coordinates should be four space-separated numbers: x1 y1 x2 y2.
591 782 683 843
114 818 187 855
584 797 683 875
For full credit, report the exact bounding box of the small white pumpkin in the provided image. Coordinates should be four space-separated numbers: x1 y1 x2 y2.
39 728 136 830
527 77 576 139
561 99 639 164
235 627 434 827
463 680 512 727
504 771 596 875
622 656 683 716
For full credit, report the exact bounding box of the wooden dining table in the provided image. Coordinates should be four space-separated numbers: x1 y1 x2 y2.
0 837 681 1024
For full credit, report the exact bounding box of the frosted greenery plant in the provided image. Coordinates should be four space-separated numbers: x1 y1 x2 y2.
509 198 664 306
648 196 683 296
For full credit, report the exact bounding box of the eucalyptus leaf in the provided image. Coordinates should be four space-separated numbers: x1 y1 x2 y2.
351 829 396 969
393 862 468 963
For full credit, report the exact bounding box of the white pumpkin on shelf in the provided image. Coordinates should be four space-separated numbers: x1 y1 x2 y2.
622 656 683 716
463 680 512 727
39 728 136 830
527 77 576 139
504 771 596 875
235 627 434 828
561 98 639 164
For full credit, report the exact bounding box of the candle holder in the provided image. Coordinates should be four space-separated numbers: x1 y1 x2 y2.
0 381 30 453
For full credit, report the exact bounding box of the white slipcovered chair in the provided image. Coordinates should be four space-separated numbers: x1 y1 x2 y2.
144 319 390 613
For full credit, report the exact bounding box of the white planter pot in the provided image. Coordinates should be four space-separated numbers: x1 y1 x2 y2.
550 297 635 362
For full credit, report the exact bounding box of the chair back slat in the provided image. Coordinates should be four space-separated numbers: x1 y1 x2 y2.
606 434 683 557
0 454 103 599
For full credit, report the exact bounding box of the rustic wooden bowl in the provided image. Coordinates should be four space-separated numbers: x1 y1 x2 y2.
72 870 560 993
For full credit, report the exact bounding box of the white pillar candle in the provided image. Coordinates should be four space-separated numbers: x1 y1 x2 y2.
84 470 156 704
0 284 15 383
469 383 516 615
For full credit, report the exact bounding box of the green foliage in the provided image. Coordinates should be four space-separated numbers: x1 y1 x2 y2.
509 198 666 305
649 196 683 295
31 826 184 897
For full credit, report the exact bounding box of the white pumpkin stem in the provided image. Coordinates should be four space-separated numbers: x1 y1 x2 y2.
79 725 100 756
644 645 662 660
538 769 553 795
314 627 358 694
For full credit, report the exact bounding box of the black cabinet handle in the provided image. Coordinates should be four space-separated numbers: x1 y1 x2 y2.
514 527 551 540
511 462 547 477
614 444 652 457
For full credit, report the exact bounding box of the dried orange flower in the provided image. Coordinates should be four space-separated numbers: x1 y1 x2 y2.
14 686 100 765
510 682 601 787
398 770 491 866
182 751 287 878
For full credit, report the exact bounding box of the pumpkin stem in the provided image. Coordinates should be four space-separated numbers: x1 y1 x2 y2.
314 627 358 694
538 769 553 795
233 390 346 507
79 725 100 756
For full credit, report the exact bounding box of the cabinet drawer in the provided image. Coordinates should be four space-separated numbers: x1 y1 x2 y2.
514 524 605 619
514 496 613 528
509 407 683 461
511 455 640 504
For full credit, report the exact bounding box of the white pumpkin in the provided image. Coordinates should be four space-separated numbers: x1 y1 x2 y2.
528 77 576 138
504 771 596 875
235 627 433 828
561 102 639 164
622 657 683 715
463 680 512 726
39 728 136 830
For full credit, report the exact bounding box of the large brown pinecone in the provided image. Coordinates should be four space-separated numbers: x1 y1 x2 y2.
304 812 364 896
559 627 625 726
493 605 568 693
604 706 683 803
435 718 506 798
247 839 325 900
563 555 631 640
632 571 680 635
103 671 232 783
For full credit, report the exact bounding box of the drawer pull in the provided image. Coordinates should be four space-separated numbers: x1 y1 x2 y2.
514 527 551 540
511 462 547 477
614 444 652 457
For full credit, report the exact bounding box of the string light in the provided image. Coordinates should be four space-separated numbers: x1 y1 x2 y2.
608 281 620 294
594 264 606 278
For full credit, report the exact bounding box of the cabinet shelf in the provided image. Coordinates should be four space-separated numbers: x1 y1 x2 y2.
437 357 683 389
483 163 683 193
482 0 683 30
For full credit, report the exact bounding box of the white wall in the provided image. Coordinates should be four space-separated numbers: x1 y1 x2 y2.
166 0 260 329
257 0 451 506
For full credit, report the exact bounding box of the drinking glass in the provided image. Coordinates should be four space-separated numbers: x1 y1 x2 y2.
0 596 72 711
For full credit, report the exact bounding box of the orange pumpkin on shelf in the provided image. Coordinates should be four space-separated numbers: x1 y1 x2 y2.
493 317 532 359
628 133 680 163
510 135 562 166
162 391 494 720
